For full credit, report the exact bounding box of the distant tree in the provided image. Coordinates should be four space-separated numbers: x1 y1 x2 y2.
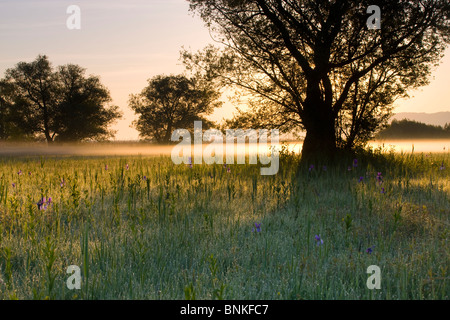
54 64 122 142
0 55 122 143
376 119 450 139
184 0 450 162
129 74 222 143
0 81 12 140
0 79 37 140
445 123 450 132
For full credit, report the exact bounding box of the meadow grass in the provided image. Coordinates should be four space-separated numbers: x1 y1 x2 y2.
0 147 448 300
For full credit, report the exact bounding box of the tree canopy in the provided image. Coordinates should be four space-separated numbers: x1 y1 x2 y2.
129 74 222 143
184 0 450 162
376 119 450 139
0 55 122 142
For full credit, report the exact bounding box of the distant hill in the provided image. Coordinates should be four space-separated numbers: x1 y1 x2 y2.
391 112 450 127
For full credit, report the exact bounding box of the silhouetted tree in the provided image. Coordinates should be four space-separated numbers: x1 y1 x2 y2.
54 64 122 142
377 119 450 139
0 81 12 140
0 55 122 143
184 0 450 162
129 74 222 143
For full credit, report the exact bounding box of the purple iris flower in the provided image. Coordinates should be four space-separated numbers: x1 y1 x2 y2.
381 187 386 194
252 223 261 233
18 170 22 175
309 165 314 171
143 176 147 181
376 172 383 184
12 183 16 188
37 198 44 210
366 246 374 254
353 159 358 167
315 234 324 246
359 176 364 183
37 197 52 211
439 162 445 170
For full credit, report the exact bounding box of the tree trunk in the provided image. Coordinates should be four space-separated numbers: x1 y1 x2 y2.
300 78 338 164
42 106 53 144
44 130 53 144
301 116 337 164
163 121 173 144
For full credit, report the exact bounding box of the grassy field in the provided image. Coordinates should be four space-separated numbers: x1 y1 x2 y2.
0 146 448 300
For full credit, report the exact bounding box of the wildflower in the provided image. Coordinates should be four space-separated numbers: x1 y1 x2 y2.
105 164 108 170
315 234 324 246
359 176 364 183
18 170 22 175
252 223 261 233
60 178 65 188
353 159 358 168
381 187 386 194
37 197 45 210
143 176 147 181
37 197 52 211
376 172 383 184
366 246 375 254
12 183 16 188
187 157 193 168
439 162 445 170
223 163 231 172
309 164 314 171
126 164 129 170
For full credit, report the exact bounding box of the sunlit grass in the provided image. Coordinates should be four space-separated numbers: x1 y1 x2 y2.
0 148 448 300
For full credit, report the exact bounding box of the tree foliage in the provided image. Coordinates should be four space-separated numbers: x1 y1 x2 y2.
184 0 450 161
0 55 122 142
129 74 222 143
377 119 450 139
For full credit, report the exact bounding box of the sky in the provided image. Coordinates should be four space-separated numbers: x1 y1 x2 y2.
0 0 449 140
